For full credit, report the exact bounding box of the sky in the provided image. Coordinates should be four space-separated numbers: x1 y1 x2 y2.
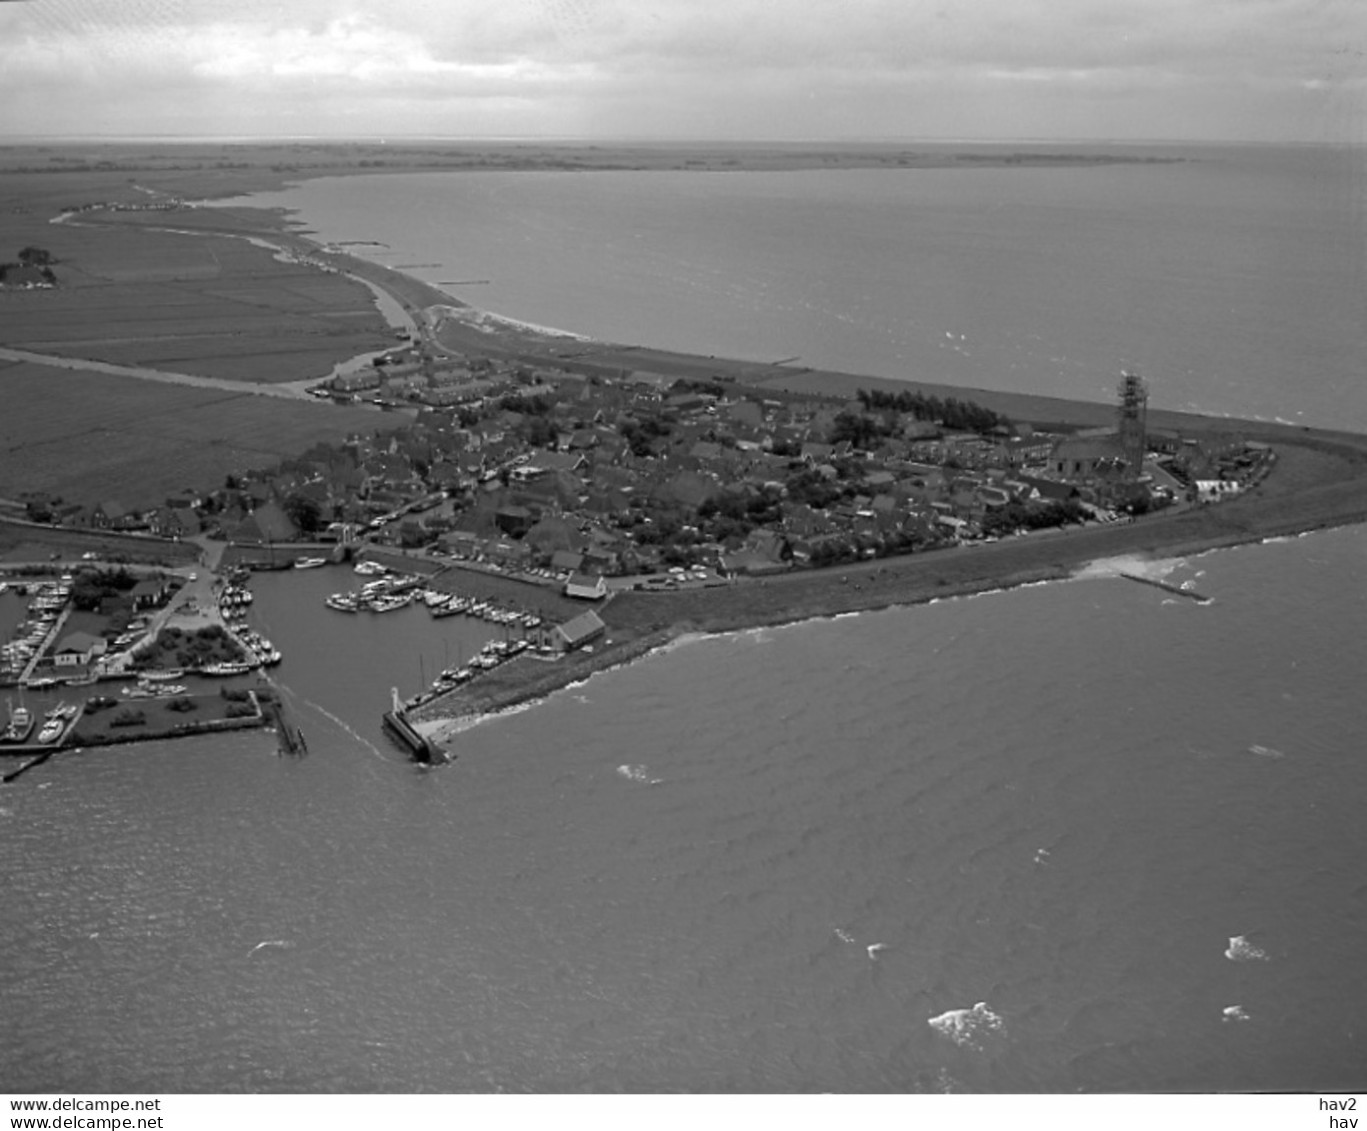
0 0 1363 143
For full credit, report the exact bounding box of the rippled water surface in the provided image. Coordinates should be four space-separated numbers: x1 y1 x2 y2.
3 530 1365 1092
234 144 1366 430
4 149 1365 1091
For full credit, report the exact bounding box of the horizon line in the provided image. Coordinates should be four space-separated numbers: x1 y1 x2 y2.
0 132 1358 150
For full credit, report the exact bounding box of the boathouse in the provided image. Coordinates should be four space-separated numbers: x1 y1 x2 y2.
556 610 606 652
53 630 106 667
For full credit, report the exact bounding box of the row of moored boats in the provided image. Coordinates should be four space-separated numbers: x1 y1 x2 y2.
1 579 73 684
325 574 543 629
405 638 534 709
2 699 79 745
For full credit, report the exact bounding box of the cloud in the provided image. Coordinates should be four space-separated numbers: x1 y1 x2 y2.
0 0 1361 140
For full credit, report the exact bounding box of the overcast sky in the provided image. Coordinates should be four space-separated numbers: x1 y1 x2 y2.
1 0 1362 143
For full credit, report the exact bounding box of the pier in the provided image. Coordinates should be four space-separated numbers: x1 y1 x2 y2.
1120 573 1210 603
382 689 449 765
2 748 59 783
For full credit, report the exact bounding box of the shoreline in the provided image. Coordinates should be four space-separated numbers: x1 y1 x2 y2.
414 513 1365 738
8 156 1367 747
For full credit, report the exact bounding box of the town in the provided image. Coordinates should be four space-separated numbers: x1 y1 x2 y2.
10 351 1275 585
2 339 1278 760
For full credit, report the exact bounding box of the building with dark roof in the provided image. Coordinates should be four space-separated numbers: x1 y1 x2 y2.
556 610 606 651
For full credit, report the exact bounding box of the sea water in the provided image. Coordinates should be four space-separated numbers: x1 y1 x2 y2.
230 144 1366 431
3 148 1365 1092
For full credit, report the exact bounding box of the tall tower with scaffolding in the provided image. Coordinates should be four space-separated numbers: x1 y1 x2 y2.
1116 371 1148 480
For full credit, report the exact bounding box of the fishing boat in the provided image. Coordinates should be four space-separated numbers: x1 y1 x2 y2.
3 703 34 743
202 661 253 677
140 668 185 682
36 717 65 745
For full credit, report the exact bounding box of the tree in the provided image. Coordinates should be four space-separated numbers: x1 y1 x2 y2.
829 410 881 449
282 493 323 535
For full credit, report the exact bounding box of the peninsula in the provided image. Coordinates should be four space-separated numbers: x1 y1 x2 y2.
3 142 1365 755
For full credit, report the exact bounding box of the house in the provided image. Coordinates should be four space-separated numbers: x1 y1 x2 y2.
232 500 300 545
564 572 608 600
1051 435 1131 481
556 610 607 651
93 500 141 530
494 505 535 538
130 577 174 611
522 450 587 475
146 506 198 539
52 630 106 667
549 550 585 574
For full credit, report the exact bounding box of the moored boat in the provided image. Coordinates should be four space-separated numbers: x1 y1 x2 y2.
36 717 65 745
140 668 185 682
202 661 253 677
3 704 35 743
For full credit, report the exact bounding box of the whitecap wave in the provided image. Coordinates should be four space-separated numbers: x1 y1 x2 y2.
1225 935 1269 962
1247 744 1285 760
616 764 661 785
928 1001 1005 1049
248 939 294 955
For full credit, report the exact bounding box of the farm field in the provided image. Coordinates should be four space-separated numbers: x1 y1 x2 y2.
0 199 391 383
0 359 384 506
0 522 200 566
17 331 380 383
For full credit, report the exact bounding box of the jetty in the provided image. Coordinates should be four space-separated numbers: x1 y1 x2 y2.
263 696 307 756
1120 572 1210 604
382 688 449 765
2 748 59 783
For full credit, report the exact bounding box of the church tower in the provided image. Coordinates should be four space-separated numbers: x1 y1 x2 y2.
1117 371 1148 480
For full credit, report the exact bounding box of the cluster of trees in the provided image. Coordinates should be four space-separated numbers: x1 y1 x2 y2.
828 410 885 449
784 468 848 510
70 567 138 612
806 526 936 568
856 387 1010 435
675 378 728 399
0 245 58 286
143 623 243 669
696 486 783 544
499 392 551 416
618 414 673 457
978 498 1088 538
281 493 325 535
519 414 558 449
